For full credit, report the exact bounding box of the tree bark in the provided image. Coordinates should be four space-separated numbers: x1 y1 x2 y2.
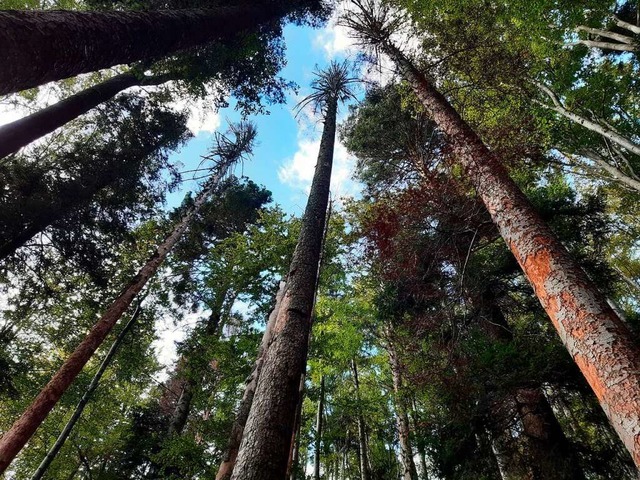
287 373 305 480
0 72 171 161
30 303 142 480
387 339 418 480
215 280 286 480
0 165 229 474
230 96 337 480
314 375 325 480
384 43 640 468
352 359 372 480
0 4 307 95
514 387 584 479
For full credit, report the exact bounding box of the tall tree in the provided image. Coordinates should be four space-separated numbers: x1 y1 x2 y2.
29 302 143 480
230 62 356 479
0 94 189 264
0 122 256 474
343 0 640 467
0 0 327 95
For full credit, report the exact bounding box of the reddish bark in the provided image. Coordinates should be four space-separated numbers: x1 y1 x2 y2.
383 43 640 467
0 171 223 474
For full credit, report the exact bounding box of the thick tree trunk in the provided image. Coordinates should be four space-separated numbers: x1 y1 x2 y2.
314 375 325 480
0 4 303 95
0 167 228 474
230 97 337 480
352 359 372 480
387 339 418 480
30 303 142 480
167 382 194 436
515 387 584 479
0 72 171 160
384 44 640 467
215 281 286 480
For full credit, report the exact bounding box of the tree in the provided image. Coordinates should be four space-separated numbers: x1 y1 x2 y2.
0 94 190 265
229 62 356 479
342 0 640 467
29 302 143 480
0 122 256 474
0 0 328 95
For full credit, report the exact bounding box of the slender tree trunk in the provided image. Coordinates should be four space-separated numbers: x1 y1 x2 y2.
0 3 311 95
165 309 223 437
230 96 337 480
352 359 371 480
0 167 122 261
287 373 306 480
30 303 142 480
215 281 287 480
534 82 640 157
409 398 428 480
383 43 640 467
387 339 418 480
0 164 229 474
0 72 171 160
314 375 325 480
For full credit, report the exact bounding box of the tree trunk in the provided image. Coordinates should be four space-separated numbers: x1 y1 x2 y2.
0 72 171 161
314 375 325 480
352 359 371 480
287 373 305 480
0 164 229 474
0 165 123 261
230 96 337 480
215 280 287 480
515 387 584 479
0 4 308 95
387 339 418 480
384 43 640 468
165 309 223 437
30 303 142 480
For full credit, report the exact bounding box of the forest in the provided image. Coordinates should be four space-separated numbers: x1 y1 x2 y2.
0 0 640 478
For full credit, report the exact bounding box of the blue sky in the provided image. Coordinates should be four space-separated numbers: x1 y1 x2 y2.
167 20 360 217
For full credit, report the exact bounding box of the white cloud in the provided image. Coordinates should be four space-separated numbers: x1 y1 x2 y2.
313 2 358 59
169 96 221 135
278 135 359 203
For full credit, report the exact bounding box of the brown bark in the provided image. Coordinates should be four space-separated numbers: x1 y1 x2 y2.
0 4 306 95
387 338 418 480
0 72 171 160
215 281 286 480
314 375 325 480
384 43 640 467
30 303 142 480
515 387 584 479
230 96 337 480
287 373 305 480
352 359 372 480
0 168 226 474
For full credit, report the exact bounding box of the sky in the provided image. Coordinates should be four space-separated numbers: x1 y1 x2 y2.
166 17 361 218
